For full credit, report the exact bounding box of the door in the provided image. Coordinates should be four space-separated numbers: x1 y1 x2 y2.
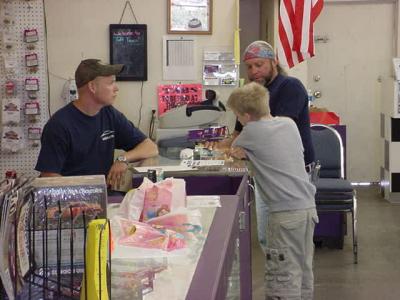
307 2 394 181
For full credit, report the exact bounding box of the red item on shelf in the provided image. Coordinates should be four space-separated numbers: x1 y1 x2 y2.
310 111 340 125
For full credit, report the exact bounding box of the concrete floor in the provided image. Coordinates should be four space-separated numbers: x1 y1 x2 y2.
251 187 400 300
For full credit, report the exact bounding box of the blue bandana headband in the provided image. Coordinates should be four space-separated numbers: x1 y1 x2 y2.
243 41 275 61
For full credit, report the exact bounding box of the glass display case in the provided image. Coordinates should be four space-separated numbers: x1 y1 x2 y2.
110 157 253 300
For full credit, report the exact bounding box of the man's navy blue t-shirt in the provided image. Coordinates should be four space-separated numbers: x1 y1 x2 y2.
35 102 147 176
235 74 315 165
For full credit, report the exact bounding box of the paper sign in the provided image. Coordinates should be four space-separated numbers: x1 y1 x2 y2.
157 83 202 116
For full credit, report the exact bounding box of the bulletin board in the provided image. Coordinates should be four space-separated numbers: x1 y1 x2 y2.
109 24 148 81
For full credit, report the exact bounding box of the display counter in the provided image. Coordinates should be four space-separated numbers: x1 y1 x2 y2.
114 155 253 300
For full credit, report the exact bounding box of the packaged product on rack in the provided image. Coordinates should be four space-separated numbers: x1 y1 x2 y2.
2 97 21 125
1 126 24 153
3 53 18 75
2 31 16 51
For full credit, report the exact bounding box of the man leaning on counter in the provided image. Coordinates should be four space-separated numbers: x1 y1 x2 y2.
35 59 158 188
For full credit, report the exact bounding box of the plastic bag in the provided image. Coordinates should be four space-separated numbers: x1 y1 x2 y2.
117 177 186 221
115 217 186 251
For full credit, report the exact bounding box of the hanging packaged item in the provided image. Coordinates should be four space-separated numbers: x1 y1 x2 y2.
25 78 39 91
2 98 21 125
24 28 39 43
25 53 39 68
5 80 16 96
24 102 40 116
27 127 41 140
25 78 39 100
2 31 15 51
1 126 24 153
1 7 15 27
3 54 18 75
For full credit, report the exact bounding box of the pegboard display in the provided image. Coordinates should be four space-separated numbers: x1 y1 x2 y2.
0 0 48 178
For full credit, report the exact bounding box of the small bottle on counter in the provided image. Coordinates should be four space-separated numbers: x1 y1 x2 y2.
147 169 157 183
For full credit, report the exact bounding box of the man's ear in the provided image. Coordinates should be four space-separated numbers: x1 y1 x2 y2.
271 58 278 68
87 80 96 94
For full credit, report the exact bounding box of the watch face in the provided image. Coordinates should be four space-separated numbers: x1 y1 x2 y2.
117 155 127 162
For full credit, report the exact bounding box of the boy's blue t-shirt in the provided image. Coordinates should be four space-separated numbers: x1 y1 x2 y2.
35 102 147 176
235 74 315 165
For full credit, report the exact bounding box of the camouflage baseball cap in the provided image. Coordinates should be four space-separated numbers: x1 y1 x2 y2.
75 59 124 88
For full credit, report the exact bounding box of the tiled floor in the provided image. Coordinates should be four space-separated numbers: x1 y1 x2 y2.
251 187 400 300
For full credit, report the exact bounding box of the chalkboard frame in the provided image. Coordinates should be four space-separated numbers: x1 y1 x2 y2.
109 24 148 81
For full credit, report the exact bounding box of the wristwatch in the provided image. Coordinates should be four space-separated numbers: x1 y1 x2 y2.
116 155 128 164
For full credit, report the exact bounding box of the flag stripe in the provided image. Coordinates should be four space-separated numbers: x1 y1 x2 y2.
278 0 323 68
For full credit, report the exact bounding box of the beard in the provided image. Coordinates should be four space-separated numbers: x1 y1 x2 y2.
249 61 275 86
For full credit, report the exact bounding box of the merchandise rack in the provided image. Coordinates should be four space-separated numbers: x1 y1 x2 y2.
0 185 111 300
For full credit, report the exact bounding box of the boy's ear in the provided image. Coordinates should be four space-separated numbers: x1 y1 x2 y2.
244 112 252 122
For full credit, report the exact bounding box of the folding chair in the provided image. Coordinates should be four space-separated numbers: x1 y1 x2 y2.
311 124 358 264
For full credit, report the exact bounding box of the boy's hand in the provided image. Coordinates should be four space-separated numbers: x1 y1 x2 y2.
229 147 247 160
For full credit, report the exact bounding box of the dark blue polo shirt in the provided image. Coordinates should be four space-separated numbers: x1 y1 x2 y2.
235 74 315 165
35 102 147 176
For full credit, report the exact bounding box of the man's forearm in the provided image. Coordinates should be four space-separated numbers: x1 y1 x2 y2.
40 172 62 177
124 138 158 162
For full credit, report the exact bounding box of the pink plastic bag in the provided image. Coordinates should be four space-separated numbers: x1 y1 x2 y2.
116 217 186 251
118 177 186 221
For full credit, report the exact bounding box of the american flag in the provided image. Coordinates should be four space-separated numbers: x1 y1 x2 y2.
278 0 323 68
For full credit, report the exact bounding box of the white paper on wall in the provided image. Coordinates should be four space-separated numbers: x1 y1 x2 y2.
163 36 197 80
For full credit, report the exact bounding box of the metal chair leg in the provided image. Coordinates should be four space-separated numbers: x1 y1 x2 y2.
352 192 358 264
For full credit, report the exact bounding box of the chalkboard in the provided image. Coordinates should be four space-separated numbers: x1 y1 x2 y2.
109 24 147 81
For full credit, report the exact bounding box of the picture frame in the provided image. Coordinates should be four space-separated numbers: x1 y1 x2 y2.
109 24 147 81
167 0 212 35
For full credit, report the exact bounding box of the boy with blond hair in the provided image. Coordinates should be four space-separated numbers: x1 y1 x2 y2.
227 82 318 300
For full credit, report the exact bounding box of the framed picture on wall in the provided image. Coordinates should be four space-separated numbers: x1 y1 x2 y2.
109 24 147 81
167 0 212 34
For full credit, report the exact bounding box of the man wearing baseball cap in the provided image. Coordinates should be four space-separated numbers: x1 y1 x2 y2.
35 59 158 188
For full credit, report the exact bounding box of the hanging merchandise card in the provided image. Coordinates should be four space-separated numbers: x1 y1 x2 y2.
24 102 40 115
1 126 24 153
25 53 38 67
25 78 39 91
2 32 15 51
5 80 16 97
27 127 41 140
2 98 21 125
1 7 15 27
3 54 18 74
24 29 39 43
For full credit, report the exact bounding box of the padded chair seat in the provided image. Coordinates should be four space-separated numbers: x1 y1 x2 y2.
314 178 353 193
316 192 353 202
316 204 353 210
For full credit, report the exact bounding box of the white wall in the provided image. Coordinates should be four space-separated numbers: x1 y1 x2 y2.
44 0 238 134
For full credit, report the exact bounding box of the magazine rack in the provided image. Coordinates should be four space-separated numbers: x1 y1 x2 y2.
0 176 110 300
